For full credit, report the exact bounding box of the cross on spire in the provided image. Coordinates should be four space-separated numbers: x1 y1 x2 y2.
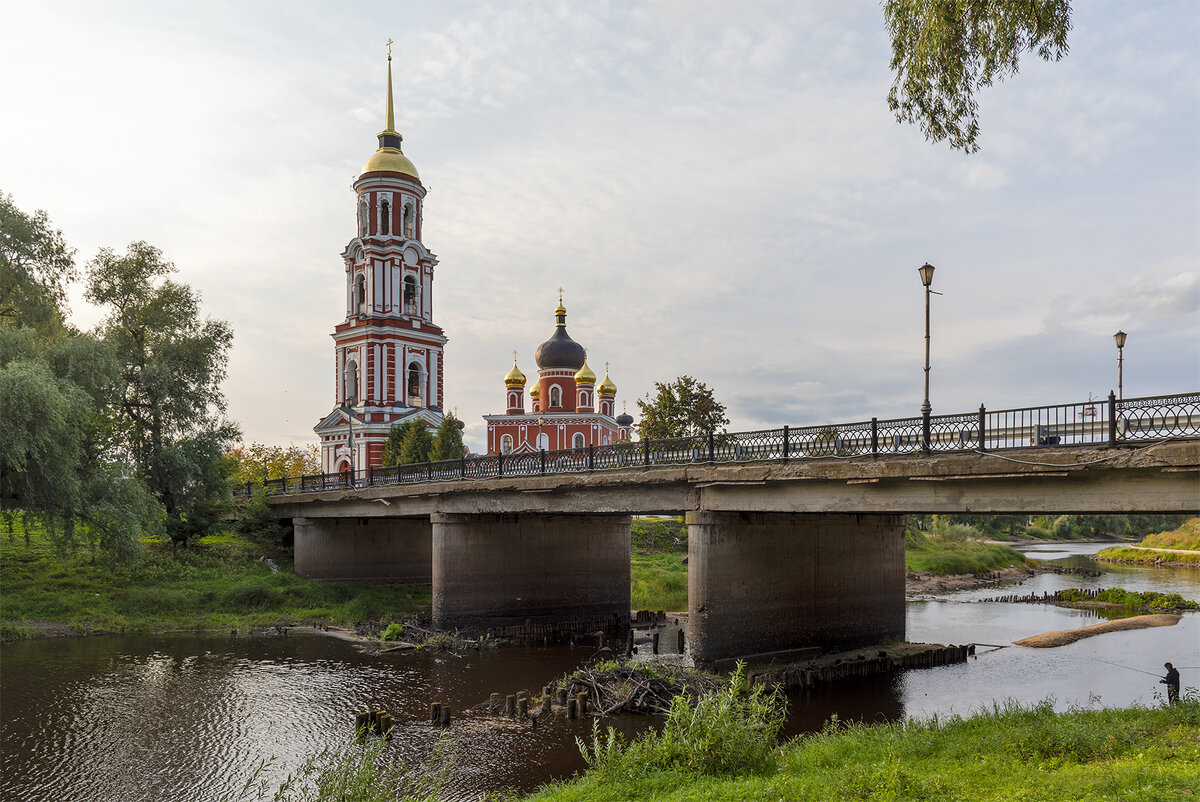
387 38 393 60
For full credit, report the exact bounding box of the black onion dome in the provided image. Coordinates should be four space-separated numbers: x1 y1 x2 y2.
534 304 586 369
616 412 634 426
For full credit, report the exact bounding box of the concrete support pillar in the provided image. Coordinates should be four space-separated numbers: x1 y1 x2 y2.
687 511 905 667
293 516 432 583
431 513 631 632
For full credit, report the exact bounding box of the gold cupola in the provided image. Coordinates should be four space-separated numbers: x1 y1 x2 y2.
505 357 526 387
361 44 420 180
574 357 596 385
598 364 617 396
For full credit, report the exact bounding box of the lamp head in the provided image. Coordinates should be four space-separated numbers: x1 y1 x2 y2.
1113 330 1127 349
918 262 935 287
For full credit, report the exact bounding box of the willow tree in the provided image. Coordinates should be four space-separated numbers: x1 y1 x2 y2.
885 0 1072 152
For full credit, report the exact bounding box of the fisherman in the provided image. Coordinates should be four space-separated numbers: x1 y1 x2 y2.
1160 662 1181 704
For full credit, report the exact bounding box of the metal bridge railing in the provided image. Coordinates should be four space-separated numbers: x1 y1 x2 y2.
238 391 1199 498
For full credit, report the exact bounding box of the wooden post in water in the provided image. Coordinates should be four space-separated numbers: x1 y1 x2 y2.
677 629 685 653
567 698 578 719
489 693 501 713
430 702 441 725
518 697 528 719
378 713 393 736
439 704 451 727
577 692 588 715
652 632 659 654
505 694 516 716
557 688 568 706
355 712 370 735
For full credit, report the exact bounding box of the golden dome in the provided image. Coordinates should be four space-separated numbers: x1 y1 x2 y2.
529 385 540 398
361 147 420 180
505 361 526 387
574 359 596 384
598 367 617 395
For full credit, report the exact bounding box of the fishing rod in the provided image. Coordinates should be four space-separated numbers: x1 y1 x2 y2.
1093 658 1165 678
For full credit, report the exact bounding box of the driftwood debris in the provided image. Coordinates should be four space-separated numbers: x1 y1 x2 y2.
561 664 722 717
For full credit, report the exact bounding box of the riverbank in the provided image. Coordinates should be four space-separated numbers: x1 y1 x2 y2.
523 699 1200 802
1094 517 1200 567
0 524 427 643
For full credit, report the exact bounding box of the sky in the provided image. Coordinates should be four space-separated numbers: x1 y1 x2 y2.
3 1 1197 453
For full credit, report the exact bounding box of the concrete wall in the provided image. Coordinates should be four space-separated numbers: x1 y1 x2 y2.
687 511 905 667
293 516 432 583
432 512 631 632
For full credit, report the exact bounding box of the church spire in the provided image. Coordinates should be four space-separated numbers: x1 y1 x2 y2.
377 39 403 152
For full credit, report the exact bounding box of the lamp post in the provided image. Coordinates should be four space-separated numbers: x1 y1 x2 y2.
918 262 936 454
342 401 360 485
1113 330 1127 400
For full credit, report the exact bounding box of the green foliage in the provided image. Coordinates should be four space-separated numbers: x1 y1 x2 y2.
380 419 433 467
0 191 78 329
380 622 403 642
531 699 1200 802
1095 545 1200 566
86 241 239 546
905 523 1028 575
0 521 431 640
631 517 688 611
636 375 729 440
1140 517 1200 550
428 413 466 462
576 664 785 781
233 485 289 547
227 442 320 484
884 0 1072 152
631 517 686 552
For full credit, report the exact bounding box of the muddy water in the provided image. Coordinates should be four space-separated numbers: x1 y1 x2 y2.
2 542 1196 801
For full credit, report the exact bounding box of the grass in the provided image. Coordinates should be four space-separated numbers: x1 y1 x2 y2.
904 528 1030 575
1139 517 1200 551
0 518 430 641
525 698 1200 801
1094 546 1200 566
630 517 688 611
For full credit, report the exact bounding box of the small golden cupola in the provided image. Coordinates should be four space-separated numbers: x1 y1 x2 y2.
505 358 527 387
574 358 596 385
598 365 617 396
361 43 420 180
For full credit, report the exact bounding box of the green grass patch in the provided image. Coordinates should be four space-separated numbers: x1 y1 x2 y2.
526 698 1200 802
905 528 1029 575
0 518 430 641
631 518 688 611
1095 545 1200 566
1140 517 1200 551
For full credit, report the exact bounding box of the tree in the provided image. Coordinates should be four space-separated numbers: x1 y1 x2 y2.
381 419 433 467
85 242 239 546
636 375 730 440
884 0 1072 152
429 413 466 462
227 442 321 484
0 191 78 329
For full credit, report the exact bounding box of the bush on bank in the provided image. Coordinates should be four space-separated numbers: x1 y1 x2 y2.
526 698 1200 802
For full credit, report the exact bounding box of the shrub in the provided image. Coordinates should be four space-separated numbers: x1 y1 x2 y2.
220 582 283 609
577 663 785 780
380 622 403 641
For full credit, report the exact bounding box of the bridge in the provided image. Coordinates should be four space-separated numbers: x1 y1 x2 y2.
263 392 1200 667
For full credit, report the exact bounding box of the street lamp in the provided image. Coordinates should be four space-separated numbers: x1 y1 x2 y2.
918 262 937 454
1113 330 1127 400
341 400 361 485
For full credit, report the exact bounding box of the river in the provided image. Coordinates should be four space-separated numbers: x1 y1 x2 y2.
2 542 1196 801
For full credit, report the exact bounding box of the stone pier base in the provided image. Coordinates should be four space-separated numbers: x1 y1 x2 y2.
432 512 631 633
293 516 432 583
687 511 905 667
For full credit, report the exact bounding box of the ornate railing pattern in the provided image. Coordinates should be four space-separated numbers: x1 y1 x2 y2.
247 392 1199 497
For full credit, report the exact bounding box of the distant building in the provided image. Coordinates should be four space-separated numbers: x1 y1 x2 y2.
314 51 446 472
484 296 634 455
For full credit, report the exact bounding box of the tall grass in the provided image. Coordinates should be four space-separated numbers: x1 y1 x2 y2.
904 525 1029 575
575 664 785 782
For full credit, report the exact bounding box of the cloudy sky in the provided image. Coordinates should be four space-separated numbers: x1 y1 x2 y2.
3 1 1197 453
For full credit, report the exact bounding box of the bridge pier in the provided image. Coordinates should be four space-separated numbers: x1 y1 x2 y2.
431 512 631 634
687 511 905 668
293 516 432 583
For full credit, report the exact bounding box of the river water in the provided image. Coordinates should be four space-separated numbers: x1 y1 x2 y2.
2 542 1196 801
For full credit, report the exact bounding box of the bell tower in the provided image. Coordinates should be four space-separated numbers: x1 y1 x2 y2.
315 44 448 474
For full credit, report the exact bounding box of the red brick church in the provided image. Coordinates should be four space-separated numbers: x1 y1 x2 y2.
483 295 634 455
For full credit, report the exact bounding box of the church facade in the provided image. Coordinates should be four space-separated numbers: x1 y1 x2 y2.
314 52 446 473
483 297 633 455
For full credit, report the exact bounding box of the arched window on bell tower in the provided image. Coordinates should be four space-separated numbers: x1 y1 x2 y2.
403 203 414 238
407 361 425 408
353 274 367 316
380 200 390 235
345 359 359 403
359 200 368 237
403 275 419 316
